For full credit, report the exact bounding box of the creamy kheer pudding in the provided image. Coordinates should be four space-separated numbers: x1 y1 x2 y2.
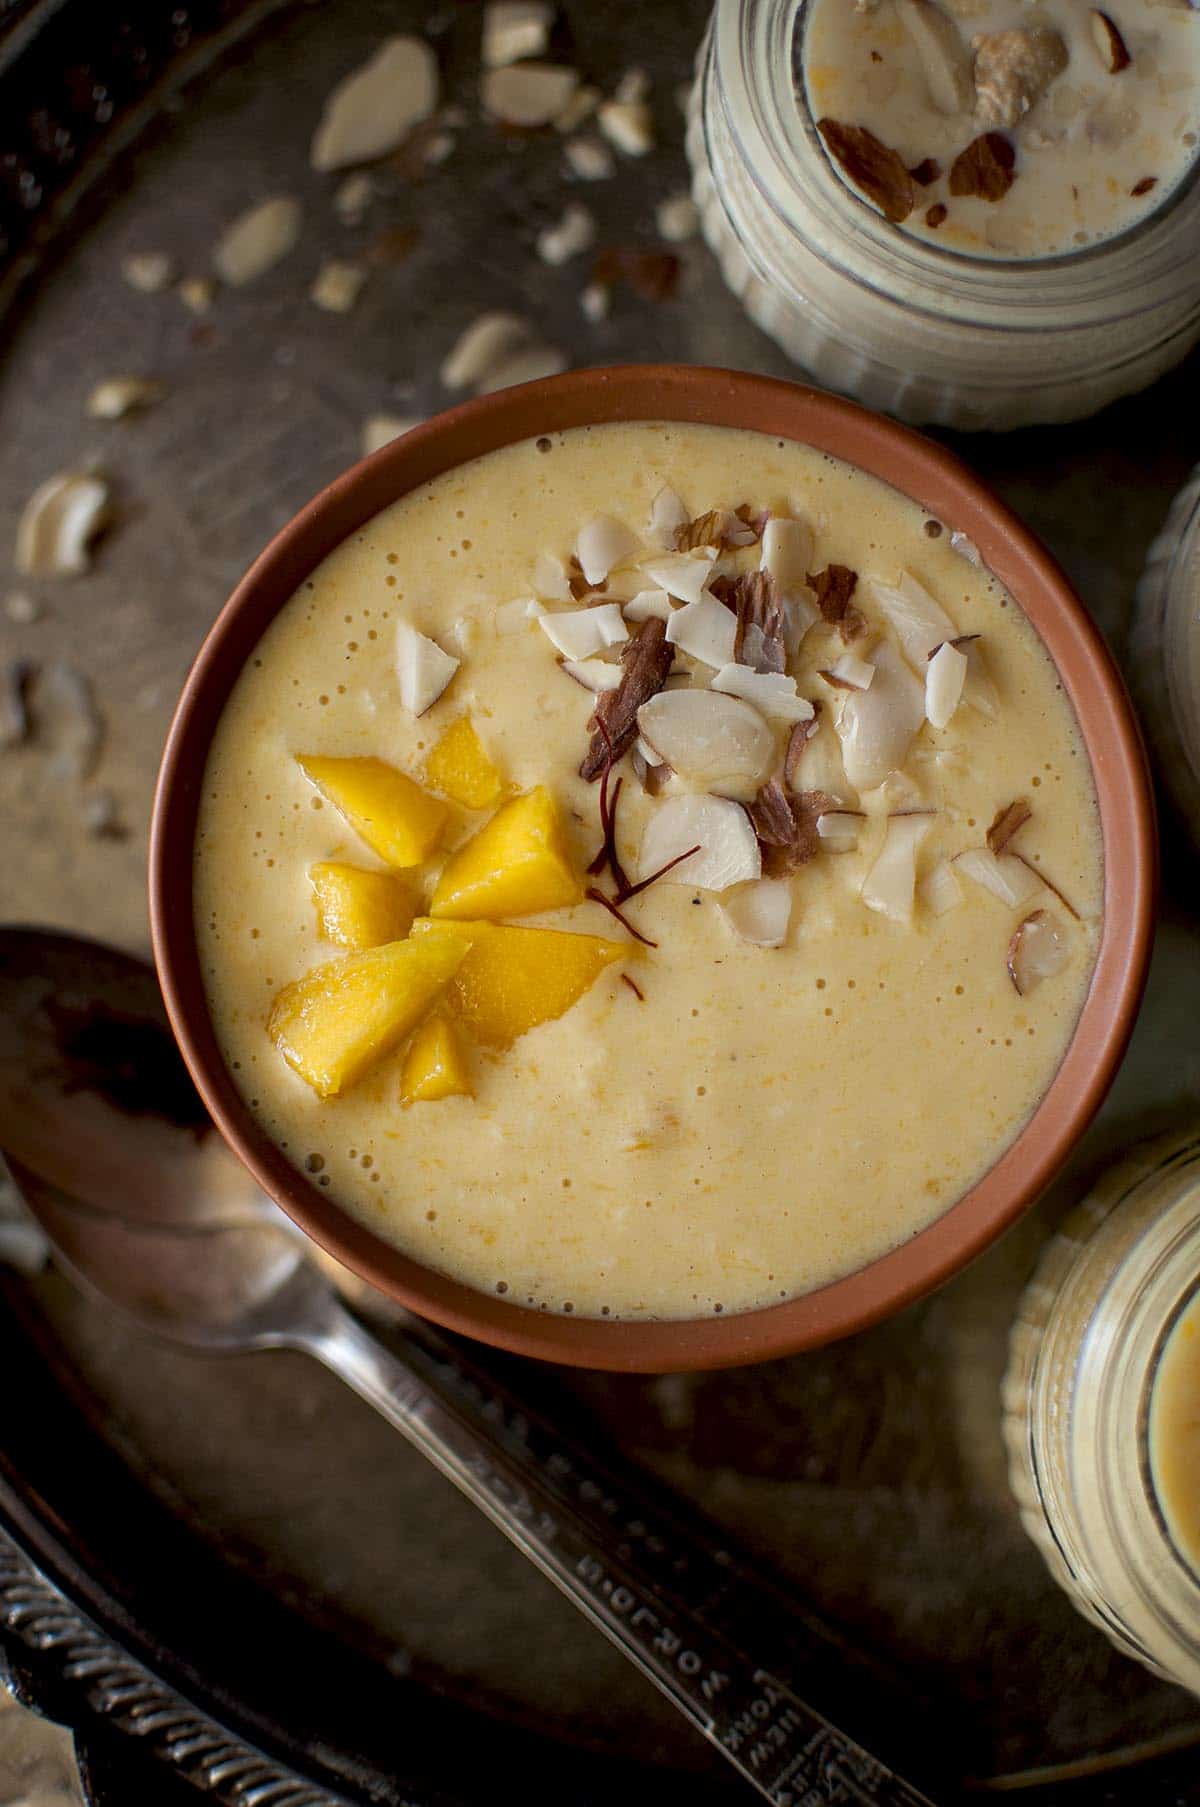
803 0 1199 257
195 422 1102 1321
1151 1292 1200 1574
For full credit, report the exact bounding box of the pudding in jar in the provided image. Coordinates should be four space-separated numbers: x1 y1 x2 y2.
194 420 1102 1322
1151 1292 1200 1577
804 0 1199 258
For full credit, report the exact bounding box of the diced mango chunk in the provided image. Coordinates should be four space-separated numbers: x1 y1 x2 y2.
412 918 625 1048
297 755 447 868
428 787 582 921
310 861 415 951
424 716 504 811
267 936 467 1098
400 1012 473 1104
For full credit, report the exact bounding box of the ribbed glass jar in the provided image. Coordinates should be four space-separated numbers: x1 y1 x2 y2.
686 0 1200 431
1133 468 1200 849
1002 1129 1200 1695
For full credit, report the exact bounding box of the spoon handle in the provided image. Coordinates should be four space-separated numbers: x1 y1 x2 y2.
302 1302 939 1807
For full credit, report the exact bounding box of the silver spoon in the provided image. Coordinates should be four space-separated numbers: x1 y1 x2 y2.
0 925 941 1807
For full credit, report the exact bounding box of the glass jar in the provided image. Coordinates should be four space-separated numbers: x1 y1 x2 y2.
685 0 1200 431
1002 1128 1200 1694
1133 468 1200 849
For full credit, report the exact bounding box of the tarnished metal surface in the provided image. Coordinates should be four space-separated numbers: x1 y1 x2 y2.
2 0 1200 1795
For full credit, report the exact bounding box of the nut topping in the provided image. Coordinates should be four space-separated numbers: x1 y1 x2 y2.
816 120 917 222
897 0 974 114
972 28 1069 128
949 132 1017 200
1090 11 1132 72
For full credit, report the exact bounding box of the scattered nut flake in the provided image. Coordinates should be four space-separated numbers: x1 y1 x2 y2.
540 602 628 661
655 193 700 241
597 100 656 156
639 549 717 604
16 472 110 578
361 414 423 456
986 796 1032 855
475 343 568 393
761 515 814 588
861 812 934 923
807 563 869 641
726 570 787 674
712 665 815 724
395 618 460 715
898 0 974 114
665 593 738 668
495 597 545 635
788 708 855 803
5 592 39 624
564 135 615 180
648 486 690 549
1089 9 1132 71
823 652 876 690
576 515 640 585
214 197 302 285
637 687 774 801
721 878 793 947
949 530 982 565
870 571 956 668
86 376 165 419
482 1 553 68
581 617 674 779
483 63 579 127
592 246 682 301
537 201 597 264
311 260 368 314
441 311 531 389
311 37 438 170
925 639 968 727
40 660 104 781
580 281 611 321
925 202 949 227
334 172 374 222
952 634 1000 717
533 551 573 600
973 28 1068 127
614 65 652 105
1131 175 1159 196
816 119 916 222
639 794 760 892
815 809 866 853
954 845 1042 907
910 157 943 184
623 588 673 622
421 130 456 166
561 656 624 693
121 252 174 293
1007 909 1068 994
833 639 925 790
921 856 963 915
554 84 601 132
949 132 1017 200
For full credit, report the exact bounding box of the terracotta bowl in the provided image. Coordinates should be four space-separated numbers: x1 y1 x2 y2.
150 365 1156 1373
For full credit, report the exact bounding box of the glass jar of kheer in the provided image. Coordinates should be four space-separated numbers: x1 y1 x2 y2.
687 0 1200 430
1002 1128 1200 1694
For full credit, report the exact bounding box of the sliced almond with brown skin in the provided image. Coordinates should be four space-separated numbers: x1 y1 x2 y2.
925 202 949 227
949 132 1016 200
580 616 674 779
987 797 1031 855
1131 175 1158 196
816 120 916 223
1090 10 1132 72
910 157 942 184
806 564 869 642
1007 909 1068 995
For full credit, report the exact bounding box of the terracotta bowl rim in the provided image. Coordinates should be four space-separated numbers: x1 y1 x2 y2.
149 363 1156 1373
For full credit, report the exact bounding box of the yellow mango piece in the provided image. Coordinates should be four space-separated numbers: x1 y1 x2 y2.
267 936 467 1098
412 918 625 1048
297 755 447 868
400 1012 473 1104
424 716 504 811
310 861 415 951
428 787 582 921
